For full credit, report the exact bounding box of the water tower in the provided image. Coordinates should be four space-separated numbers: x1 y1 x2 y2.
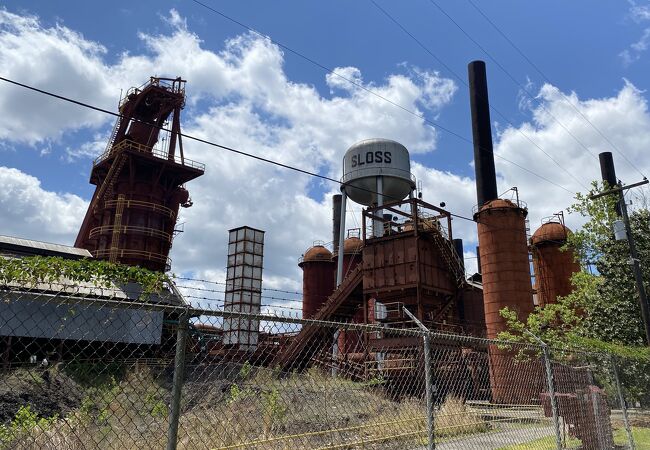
337 138 416 284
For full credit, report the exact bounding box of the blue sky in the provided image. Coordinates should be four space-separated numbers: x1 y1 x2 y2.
1 1 650 299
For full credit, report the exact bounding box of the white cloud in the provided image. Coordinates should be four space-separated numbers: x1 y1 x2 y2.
0 9 114 145
621 2 650 65
5 8 649 305
620 27 650 66
326 66 363 92
0 167 87 242
0 9 458 295
494 80 650 233
65 133 107 161
629 2 650 22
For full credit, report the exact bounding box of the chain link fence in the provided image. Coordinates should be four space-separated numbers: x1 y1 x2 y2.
0 281 648 449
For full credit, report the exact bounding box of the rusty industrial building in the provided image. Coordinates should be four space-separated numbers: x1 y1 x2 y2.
1 65 612 443
75 77 205 271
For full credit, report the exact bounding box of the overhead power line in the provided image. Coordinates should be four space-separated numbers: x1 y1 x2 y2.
422 0 645 180
0 74 485 225
368 0 588 191
423 0 601 163
174 275 305 296
189 0 575 195
465 0 646 180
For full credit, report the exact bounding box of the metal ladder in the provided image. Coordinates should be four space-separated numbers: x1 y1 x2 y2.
104 116 122 155
432 232 466 286
92 150 127 212
109 194 126 263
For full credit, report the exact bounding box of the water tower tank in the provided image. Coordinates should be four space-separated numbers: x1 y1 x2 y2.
342 139 415 206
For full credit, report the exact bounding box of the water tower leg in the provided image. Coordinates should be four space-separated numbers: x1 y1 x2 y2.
336 189 347 286
333 189 347 377
374 176 384 238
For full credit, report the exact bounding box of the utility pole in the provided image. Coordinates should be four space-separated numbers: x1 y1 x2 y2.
591 152 650 345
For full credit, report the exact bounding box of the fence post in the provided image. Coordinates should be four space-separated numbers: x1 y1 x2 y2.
167 310 189 450
525 331 562 450
402 306 435 449
423 332 435 450
612 356 636 450
540 343 563 450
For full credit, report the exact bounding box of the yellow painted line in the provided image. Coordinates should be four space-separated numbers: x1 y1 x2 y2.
211 416 426 450
210 411 549 449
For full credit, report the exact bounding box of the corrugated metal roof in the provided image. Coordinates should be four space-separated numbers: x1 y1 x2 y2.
0 235 92 259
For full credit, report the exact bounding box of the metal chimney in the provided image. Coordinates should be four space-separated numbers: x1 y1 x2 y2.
468 60 498 207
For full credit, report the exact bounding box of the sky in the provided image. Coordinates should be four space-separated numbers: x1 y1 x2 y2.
1 0 650 311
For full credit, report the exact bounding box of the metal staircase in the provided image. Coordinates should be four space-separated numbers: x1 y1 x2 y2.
431 231 466 286
104 116 122 155
273 265 363 371
92 150 127 212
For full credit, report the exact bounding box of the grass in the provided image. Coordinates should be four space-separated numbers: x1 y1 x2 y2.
497 426 650 450
1 364 493 449
614 426 650 449
497 435 579 450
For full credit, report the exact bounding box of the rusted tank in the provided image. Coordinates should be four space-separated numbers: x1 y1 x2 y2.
476 199 536 403
299 245 336 319
531 222 580 307
334 237 363 278
476 199 534 335
458 284 486 337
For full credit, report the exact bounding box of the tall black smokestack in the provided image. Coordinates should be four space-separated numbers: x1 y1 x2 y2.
468 60 498 207
598 152 621 216
332 194 342 254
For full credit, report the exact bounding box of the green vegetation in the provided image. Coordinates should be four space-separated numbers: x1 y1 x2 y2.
0 255 167 296
0 406 57 446
497 427 650 450
498 181 650 403
614 427 650 449
64 360 127 387
497 435 578 450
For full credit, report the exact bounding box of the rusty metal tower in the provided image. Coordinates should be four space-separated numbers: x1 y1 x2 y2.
75 77 205 271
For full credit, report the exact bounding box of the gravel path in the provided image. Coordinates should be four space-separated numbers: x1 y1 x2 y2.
430 424 556 450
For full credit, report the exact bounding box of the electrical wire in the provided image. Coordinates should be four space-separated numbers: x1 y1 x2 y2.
423 0 602 163
465 0 646 179
176 285 305 312
0 74 482 223
189 0 576 195
182 293 303 313
176 283 302 303
369 0 588 191
173 276 307 296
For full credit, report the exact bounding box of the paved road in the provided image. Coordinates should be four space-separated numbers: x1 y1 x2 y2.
432 424 556 450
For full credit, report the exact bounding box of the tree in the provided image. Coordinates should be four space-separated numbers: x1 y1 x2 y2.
499 181 650 355
499 182 650 404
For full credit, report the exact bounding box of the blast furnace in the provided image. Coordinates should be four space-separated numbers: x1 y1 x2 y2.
75 77 205 272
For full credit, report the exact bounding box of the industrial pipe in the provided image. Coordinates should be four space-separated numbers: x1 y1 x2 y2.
332 194 342 255
336 189 347 286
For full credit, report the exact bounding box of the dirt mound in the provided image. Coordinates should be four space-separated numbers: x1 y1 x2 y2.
0 366 83 423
